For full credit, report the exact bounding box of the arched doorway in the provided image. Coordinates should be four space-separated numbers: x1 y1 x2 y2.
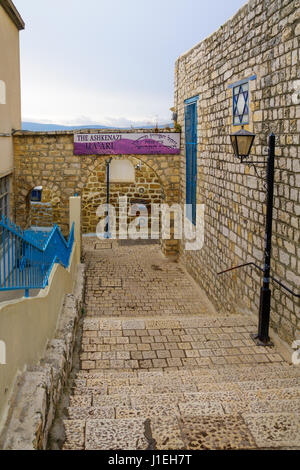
81 156 164 238
23 186 62 229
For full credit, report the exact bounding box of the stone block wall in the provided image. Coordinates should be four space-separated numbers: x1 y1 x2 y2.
82 156 162 234
29 188 55 227
0 265 85 450
30 202 53 227
174 0 300 343
12 130 181 255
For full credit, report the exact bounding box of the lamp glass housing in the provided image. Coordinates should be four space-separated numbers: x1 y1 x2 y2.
230 126 255 160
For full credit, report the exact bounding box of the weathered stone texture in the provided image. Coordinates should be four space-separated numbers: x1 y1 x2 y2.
13 130 180 255
61 240 300 451
30 202 53 227
174 0 300 344
81 156 162 234
0 264 85 450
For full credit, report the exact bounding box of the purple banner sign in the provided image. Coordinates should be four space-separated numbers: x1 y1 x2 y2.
74 132 180 155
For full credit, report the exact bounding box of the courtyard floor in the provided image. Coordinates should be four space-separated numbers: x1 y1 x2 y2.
62 239 300 450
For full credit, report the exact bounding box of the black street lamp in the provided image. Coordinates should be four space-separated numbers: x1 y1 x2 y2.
230 126 256 162
104 157 112 239
228 127 276 346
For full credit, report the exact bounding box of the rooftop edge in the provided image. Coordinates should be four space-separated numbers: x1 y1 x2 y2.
0 0 25 30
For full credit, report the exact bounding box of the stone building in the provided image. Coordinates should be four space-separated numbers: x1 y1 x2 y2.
8 0 300 346
12 130 181 255
174 0 300 344
0 0 24 220
1 0 300 450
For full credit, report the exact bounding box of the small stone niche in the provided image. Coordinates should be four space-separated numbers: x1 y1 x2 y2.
108 159 135 183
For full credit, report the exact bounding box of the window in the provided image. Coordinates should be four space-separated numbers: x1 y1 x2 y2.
31 187 42 202
185 96 199 225
0 80 6 105
0 175 10 219
229 75 256 126
0 175 10 247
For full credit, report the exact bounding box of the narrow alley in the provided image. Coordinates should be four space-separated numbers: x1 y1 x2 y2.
61 239 300 450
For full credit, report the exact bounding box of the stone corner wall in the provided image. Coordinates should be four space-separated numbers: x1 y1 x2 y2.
13 129 181 256
0 264 85 450
175 0 300 344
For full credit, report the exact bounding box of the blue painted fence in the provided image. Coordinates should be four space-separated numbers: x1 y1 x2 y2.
0 217 74 297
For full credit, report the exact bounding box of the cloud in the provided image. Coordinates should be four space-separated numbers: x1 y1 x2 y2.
22 114 171 128
21 78 172 128
100 116 170 128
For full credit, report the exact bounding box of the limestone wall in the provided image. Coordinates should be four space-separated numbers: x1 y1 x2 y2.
13 130 181 255
0 264 85 450
174 0 300 343
82 156 162 234
0 242 80 433
30 202 53 227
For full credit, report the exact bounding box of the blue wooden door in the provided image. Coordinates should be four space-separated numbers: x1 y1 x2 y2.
185 98 198 225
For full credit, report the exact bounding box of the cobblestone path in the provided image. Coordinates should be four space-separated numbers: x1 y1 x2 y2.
63 239 300 450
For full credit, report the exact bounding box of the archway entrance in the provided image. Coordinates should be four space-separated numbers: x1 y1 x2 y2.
81 156 164 239
24 186 62 229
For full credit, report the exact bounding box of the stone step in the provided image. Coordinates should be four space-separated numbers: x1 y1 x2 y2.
70 387 300 419
74 368 300 383
74 366 300 388
216 367 300 383
71 379 300 399
63 413 300 450
79 353 287 371
82 314 257 330
68 241 300 450
76 361 296 375
70 381 300 402
66 396 300 422
80 314 290 370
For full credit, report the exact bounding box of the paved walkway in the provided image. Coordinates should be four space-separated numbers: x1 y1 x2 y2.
63 239 300 450
84 239 215 319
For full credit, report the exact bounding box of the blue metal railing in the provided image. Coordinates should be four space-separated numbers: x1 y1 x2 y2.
0 217 74 297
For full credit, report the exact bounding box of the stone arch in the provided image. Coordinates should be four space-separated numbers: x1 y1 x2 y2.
80 155 165 235
73 154 171 203
137 156 178 205
15 180 62 229
13 132 181 254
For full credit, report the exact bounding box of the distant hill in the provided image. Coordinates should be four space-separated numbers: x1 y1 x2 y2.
21 122 173 132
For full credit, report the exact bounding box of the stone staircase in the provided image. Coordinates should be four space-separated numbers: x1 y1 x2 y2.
62 315 300 450
61 240 300 450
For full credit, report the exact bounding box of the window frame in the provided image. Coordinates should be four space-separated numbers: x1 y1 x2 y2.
0 175 10 220
0 175 10 252
228 75 256 127
31 189 42 202
184 95 199 226
0 80 6 105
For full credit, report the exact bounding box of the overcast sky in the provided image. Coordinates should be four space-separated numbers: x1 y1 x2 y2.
16 0 246 127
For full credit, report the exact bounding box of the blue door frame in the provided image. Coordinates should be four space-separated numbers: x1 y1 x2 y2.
185 96 198 225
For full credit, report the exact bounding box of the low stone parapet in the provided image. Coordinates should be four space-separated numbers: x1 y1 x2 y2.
0 264 85 450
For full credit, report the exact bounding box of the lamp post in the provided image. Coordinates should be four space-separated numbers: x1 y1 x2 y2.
229 126 275 346
104 157 112 239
